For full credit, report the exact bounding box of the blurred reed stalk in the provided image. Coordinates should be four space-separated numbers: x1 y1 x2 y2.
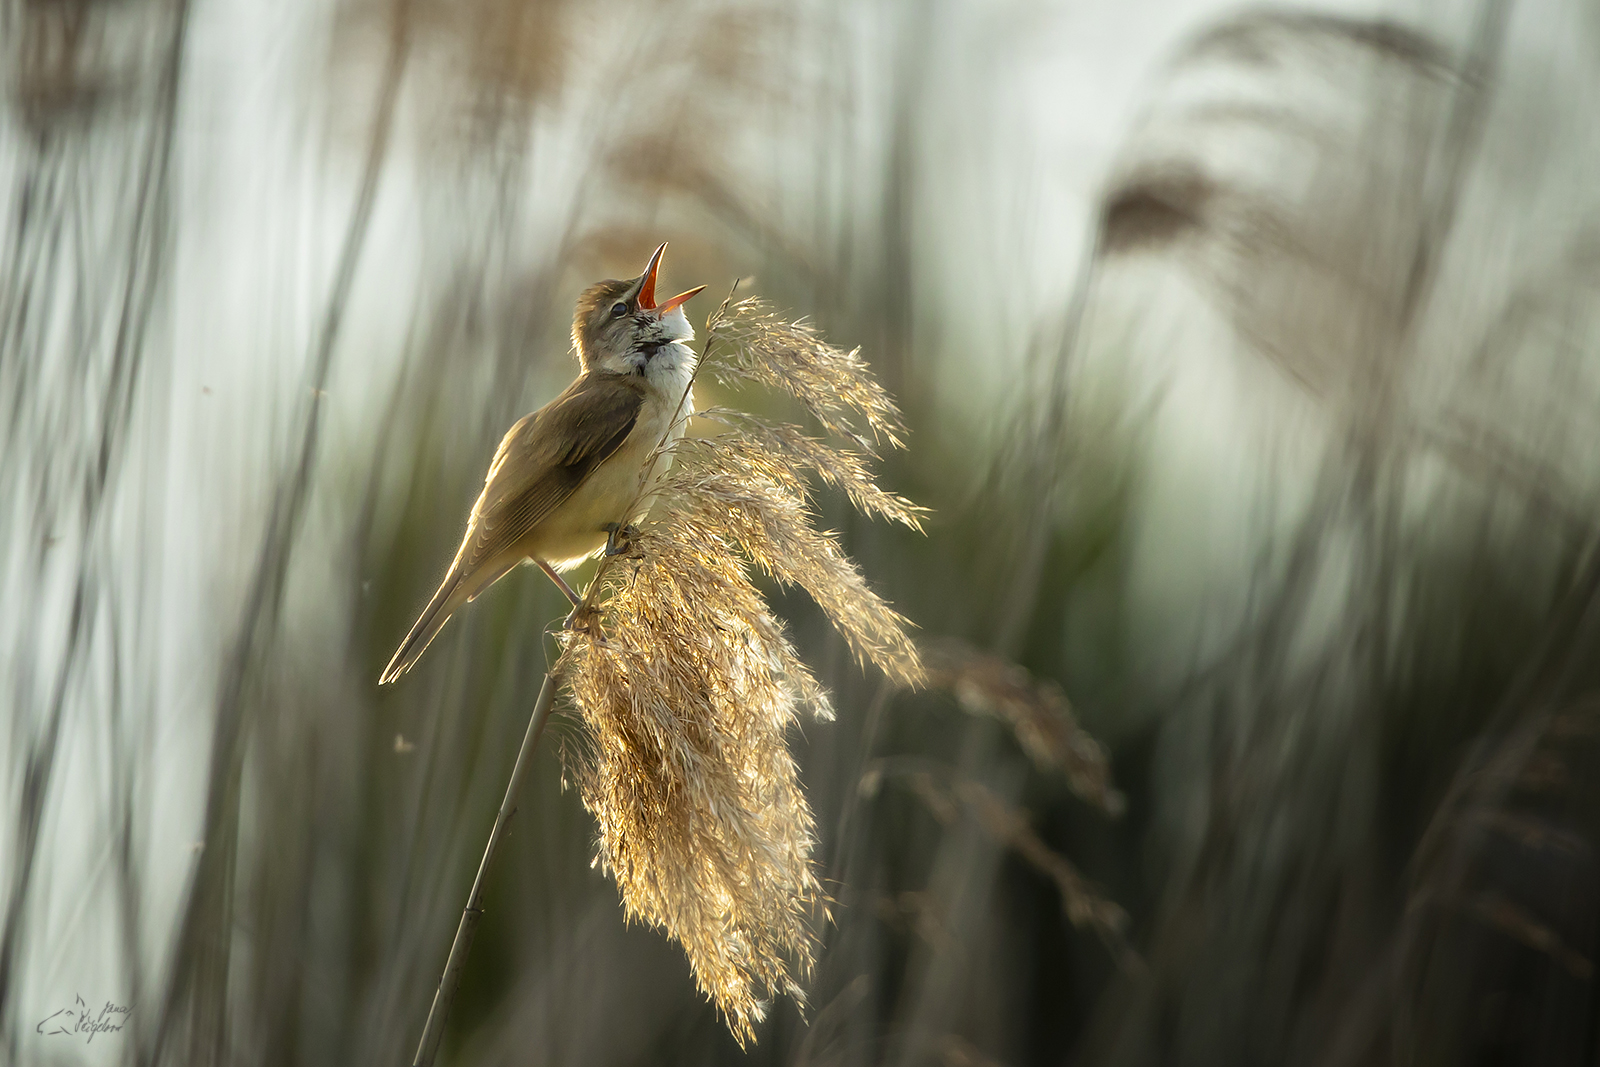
0 0 190 1058
153 1 414 1059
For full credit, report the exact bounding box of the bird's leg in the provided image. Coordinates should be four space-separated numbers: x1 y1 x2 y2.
536 560 583 607
537 559 602 635
603 522 639 557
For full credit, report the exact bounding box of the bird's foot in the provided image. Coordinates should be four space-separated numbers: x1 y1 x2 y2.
603 522 640 557
561 602 606 642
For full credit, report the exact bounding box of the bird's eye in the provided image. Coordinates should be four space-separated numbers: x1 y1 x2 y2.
610 301 629 318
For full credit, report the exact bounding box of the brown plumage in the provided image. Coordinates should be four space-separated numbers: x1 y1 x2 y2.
380 244 705 684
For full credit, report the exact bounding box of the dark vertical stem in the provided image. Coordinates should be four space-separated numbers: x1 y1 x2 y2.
412 670 558 1067
874 0 934 405
991 249 1097 660
151 2 414 1061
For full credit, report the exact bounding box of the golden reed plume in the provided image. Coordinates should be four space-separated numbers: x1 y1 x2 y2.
558 295 924 1043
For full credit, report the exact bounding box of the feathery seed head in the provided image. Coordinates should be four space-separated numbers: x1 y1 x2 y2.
557 293 923 1042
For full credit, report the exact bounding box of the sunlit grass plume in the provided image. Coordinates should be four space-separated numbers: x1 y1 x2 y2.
558 296 925 1043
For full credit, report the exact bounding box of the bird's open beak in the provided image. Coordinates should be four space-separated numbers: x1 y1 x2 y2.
632 242 706 316
635 242 667 310
655 284 707 316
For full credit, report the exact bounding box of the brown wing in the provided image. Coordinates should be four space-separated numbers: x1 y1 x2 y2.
456 371 645 576
378 371 644 684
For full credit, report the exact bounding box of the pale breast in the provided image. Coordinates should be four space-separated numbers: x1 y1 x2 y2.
528 379 693 569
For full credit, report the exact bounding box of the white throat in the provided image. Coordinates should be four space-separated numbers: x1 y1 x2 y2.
640 305 696 412
643 339 696 405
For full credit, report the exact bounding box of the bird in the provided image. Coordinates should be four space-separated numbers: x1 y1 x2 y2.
379 243 706 684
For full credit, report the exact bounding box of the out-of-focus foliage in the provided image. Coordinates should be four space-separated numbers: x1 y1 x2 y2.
8 0 1600 1065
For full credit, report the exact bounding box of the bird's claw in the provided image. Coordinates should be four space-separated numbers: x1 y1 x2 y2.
561 602 606 643
603 522 639 557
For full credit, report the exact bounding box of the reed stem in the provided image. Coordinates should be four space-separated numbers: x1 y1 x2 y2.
412 670 558 1067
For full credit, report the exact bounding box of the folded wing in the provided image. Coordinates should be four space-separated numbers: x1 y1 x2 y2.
379 373 645 684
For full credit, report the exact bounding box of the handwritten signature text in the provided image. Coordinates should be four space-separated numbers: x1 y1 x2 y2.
36 995 132 1044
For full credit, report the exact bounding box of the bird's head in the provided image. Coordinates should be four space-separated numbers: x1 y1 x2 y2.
572 243 706 379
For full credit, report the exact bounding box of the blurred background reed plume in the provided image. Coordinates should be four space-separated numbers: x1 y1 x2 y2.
8 0 1600 1064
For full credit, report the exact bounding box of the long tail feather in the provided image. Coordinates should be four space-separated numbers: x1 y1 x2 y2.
379 571 467 684
380 554 524 684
